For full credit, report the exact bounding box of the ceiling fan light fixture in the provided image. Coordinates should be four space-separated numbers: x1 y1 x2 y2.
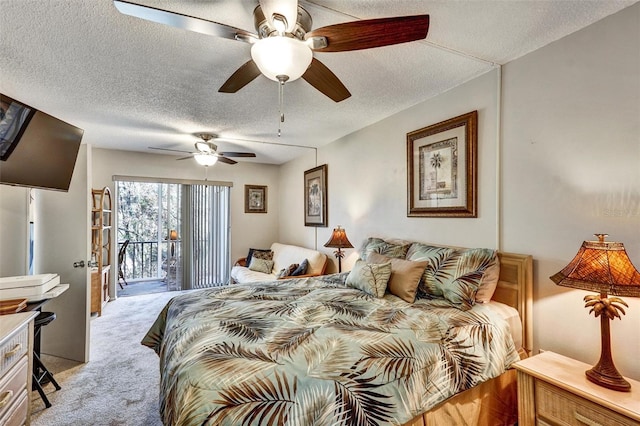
195 141 214 153
271 13 287 34
194 153 218 166
251 36 312 82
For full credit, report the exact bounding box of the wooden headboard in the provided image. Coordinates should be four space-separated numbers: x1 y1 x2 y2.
494 252 533 357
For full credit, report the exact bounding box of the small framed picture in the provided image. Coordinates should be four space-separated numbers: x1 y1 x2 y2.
407 111 478 217
0 94 36 161
304 164 328 227
245 185 267 213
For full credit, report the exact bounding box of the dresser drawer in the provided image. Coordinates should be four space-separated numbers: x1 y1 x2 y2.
536 380 638 426
0 356 28 420
0 388 28 426
0 325 28 377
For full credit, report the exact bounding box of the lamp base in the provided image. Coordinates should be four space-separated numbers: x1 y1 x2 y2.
586 366 631 392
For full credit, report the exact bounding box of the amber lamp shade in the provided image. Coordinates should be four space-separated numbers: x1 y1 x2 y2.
324 226 354 273
168 230 179 257
550 234 640 392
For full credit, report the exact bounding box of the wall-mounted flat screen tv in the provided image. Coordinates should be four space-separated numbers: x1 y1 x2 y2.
0 94 84 192
0 95 36 161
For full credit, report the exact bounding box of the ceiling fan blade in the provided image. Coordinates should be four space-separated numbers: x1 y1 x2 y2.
113 0 258 42
217 156 237 165
259 0 298 33
302 58 351 102
306 15 429 52
219 60 262 93
219 152 257 158
148 146 194 154
176 155 194 161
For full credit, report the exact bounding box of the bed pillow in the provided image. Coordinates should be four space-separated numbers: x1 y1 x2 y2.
358 237 411 261
246 248 273 266
345 259 391 298
290 259 309 276
413 246 496 310
367 252 428 303
406 243 456 288
277 263 299 279
248 257 274 274
475 253 500 303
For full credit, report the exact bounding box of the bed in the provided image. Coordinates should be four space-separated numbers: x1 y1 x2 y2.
142 242 532 426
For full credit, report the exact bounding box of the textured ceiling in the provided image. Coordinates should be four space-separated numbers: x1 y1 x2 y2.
0 0 636 164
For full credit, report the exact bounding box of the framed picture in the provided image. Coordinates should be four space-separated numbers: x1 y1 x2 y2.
407 110 477 217
0 94 36 161
245 185 267 213
304 164 328 227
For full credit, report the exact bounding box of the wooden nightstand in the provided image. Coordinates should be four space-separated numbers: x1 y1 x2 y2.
514 351 640 426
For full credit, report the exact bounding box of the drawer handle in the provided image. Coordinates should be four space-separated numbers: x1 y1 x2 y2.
0 390 13 408
575 411 603 426
3 343 22 358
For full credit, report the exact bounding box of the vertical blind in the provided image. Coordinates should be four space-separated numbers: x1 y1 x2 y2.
182 184 231 289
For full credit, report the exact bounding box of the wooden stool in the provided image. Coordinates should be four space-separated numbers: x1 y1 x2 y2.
32 311 61 408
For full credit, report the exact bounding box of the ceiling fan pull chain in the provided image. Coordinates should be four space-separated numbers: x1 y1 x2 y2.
277 75 289 137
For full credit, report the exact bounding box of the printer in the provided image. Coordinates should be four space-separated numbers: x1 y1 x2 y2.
0 274 69 302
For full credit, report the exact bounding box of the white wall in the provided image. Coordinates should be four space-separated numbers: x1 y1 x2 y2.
91 148 281 265
279 69 499 265
501 4 640 380
278 4 640 380
0 185 29 276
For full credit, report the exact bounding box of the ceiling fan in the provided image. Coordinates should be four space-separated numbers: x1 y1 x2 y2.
149 133 257 166
113 0 430 103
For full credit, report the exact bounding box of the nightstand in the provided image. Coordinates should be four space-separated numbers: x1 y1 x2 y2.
514 351 640 426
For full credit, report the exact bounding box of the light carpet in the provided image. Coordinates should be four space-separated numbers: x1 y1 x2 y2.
31 290 192 426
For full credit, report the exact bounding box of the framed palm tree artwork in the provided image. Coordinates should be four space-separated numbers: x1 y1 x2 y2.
407 110 477 217
304 164 328 227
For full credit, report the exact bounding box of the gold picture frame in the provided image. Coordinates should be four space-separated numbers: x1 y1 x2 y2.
304 164 328 227
245 185 267 213
407 110 477 217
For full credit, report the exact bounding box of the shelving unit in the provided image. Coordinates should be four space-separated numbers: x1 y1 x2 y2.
91 187 112 316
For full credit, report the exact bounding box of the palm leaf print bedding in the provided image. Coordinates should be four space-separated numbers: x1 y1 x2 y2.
142 274 520 426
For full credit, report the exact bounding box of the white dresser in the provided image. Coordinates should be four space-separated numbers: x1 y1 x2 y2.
0 312 38 426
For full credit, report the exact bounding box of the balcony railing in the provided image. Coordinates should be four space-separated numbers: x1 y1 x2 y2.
118 240 164 281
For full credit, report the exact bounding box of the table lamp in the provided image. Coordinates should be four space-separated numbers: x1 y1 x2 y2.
551 233 640 392
324 226 353 273
168 230 179 257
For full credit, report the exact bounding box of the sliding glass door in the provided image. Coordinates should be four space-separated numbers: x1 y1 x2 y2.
116 177 231 293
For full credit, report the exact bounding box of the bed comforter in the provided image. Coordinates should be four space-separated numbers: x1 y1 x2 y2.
142 274 520 426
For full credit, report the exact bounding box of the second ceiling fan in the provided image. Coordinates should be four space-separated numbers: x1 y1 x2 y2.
150 134 257 166
113 0 430 103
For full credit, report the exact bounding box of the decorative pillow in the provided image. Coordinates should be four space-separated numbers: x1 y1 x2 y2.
475 253 500 303
367 252 428 303
246 248 272 266
248 257 274 274
411 246 496 310
345 259 392 298
406 243 456 289
358 237 411 261
290 259 309 276
277 263 299 279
